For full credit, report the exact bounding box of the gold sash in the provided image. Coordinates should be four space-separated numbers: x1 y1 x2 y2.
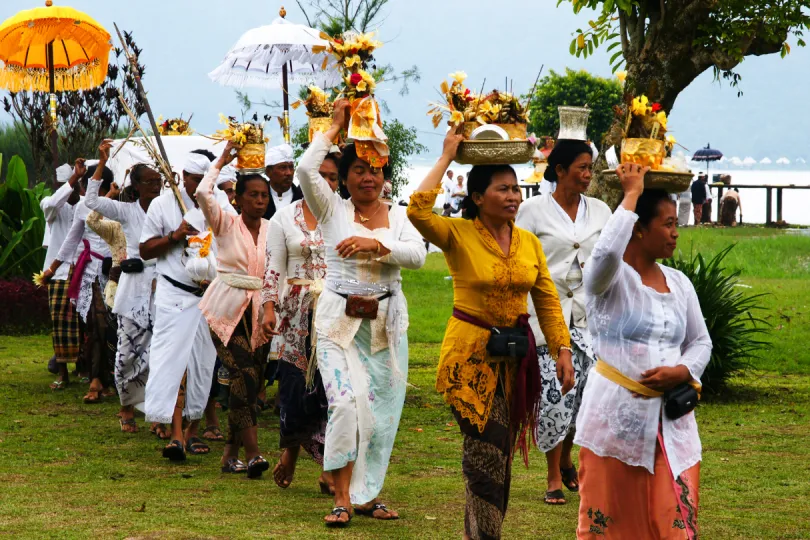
594 360 701 399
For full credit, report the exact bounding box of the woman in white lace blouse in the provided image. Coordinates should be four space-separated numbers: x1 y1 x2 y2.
288 99 426 527
261 152 340 495
576 164 711 539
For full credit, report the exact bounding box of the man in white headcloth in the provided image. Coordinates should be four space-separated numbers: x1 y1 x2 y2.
140 152 235 461
39 161 85 388
263 143 302 220
217 164 238 209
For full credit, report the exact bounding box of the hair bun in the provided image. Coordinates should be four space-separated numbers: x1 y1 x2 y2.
543 165 558 182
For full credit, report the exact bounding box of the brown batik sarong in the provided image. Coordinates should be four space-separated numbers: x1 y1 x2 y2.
452 384 515 540
48 273 81 363
212 316 267 443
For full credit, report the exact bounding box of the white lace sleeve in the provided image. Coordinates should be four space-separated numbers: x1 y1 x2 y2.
377 208 427 270
262 215 287 306
85 179 129 223
584 205 638 296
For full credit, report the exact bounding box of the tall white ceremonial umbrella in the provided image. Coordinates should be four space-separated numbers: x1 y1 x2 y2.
208 7 340 143
760 157 772 165
742 156 757 167
776 157 791 165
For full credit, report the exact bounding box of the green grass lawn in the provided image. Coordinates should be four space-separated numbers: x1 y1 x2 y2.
1 226 809 538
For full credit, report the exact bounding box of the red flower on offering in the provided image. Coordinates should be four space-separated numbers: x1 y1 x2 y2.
350 48 359 55
651 103 663 112
334 38 343 44
350 73 363 85
464 88 471 96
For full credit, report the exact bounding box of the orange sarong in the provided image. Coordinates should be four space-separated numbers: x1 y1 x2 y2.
577 430 700 539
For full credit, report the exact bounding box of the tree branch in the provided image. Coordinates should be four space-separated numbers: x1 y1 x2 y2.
619 12 632 60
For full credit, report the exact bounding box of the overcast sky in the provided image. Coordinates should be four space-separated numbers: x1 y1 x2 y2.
2 0 809 162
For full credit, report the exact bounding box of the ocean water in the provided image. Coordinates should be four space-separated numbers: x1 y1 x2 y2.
398 162 810 226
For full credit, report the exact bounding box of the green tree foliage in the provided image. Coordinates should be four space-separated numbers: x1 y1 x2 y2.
526 68 623 145
559 0 810 109
664 245 771 394
0 155 49 278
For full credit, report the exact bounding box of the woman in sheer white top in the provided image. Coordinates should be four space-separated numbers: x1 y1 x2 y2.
575 164 711 539
285 99 426 527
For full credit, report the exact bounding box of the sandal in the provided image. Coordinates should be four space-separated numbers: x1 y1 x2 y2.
544 489 567 505
162 440 186 461
50 380 67 391
561 466 580 492
185 437 210 455
354 502 399 520
202 426 224 441
247 455 270 479
83 390 103 404
150 424 171 440
325 506 352 528
79 376 90 384
119 417 138 433
221 457 248 474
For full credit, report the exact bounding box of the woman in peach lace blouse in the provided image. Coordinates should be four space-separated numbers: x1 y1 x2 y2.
196 143 272 479
407 128 574 540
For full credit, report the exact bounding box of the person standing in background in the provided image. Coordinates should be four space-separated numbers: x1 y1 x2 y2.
701 177 713 224
263 144 302 220
720 188 742 226
690 175 707 225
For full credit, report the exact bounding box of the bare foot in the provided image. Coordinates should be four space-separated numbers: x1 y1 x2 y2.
273 448 296 488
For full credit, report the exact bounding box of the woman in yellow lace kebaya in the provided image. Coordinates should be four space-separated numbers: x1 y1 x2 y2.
407 128 575 540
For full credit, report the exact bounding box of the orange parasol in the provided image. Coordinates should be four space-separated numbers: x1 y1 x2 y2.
0 0 111 181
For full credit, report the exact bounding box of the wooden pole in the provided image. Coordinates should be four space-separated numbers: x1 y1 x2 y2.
48 40 58 189
282 61 291 143
113 23 187 214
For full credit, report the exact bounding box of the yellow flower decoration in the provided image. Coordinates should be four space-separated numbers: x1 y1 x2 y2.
656 111 668 129
449 71 467 85
344 55 361 68
171 123 179 132
356 81 368 93
32 271 46 288
218 113 229 125
616 71 627 83
631 95 650 116
449 110 464 125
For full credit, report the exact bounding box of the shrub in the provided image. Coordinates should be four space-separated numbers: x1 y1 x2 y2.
664 245 771 394
0 277 49 334
0 155 48 278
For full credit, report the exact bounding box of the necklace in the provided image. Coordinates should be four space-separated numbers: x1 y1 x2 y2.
355 200 383 223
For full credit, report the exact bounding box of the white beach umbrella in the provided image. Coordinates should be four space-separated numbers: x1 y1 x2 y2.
209 10 341 142
776 157 791 165
760 157 772 165
797 157 807 164
729 156 743 166
742 156 757 167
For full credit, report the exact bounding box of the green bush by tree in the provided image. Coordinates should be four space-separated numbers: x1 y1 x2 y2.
0 155 48 278
526 68 623 145
664 245 771 394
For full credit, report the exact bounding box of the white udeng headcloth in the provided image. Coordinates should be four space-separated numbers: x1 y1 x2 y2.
56 163 73 183
265 144 294 167
218 165 238 185
183 153 212 175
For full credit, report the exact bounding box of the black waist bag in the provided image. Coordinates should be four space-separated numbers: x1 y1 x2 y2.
664 384 699 420
486 327 530 359
121 258 145 274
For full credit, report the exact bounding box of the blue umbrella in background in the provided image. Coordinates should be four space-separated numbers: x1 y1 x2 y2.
692 143 724 176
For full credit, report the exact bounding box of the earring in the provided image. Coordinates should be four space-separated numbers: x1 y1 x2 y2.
636 232 643 239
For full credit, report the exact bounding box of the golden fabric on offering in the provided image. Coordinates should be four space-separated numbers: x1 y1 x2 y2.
348 96 389 168
237 143 265 171
621 138 665 170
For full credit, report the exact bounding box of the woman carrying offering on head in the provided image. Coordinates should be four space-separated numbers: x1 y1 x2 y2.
407 127 574 540
515 140 612 505
575 163 712 539
196 142 273 479
261 150 341 495
289 99 426 527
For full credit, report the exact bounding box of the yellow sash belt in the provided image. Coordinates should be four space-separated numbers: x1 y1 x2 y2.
595 360 701 399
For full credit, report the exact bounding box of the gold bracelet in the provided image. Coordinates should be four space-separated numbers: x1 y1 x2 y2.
375 240 381 254
559 345 574 355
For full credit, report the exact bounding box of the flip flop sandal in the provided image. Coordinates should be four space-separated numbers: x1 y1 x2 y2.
202 426 224 441
185 437 210 455
221 458 248 474
119 418 138 433
79 376 90 384
247 455 270 479
50 380 67 391
162 440 186 461
83 391 103 404
354 503 399 520
325 507 352 528
544 489 567 505
561 466 580 492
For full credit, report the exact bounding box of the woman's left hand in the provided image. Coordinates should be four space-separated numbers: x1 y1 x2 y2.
638 365 692 393
336 236 380 258
216 141 238 168
557 349 575 395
